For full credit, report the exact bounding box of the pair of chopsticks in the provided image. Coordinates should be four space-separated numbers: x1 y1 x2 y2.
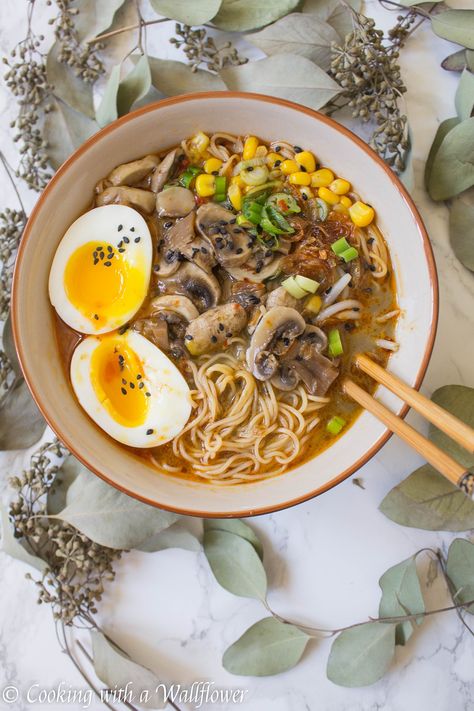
343 354 474 495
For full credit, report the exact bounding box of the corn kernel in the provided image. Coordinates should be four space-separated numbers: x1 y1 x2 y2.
280 159 299 175
300 186 314 200
306 294 322 314
296 150 316 173
266 152 281 168
255 145 268 158
318 187 339 205
340 195 352 208
243 136 259 161
228 183 242 211
310 168 334 188
332 203 348 214
195 173 215 197
349 201 375 227
231 174 245 189
289 171 311 186
204 157 223 174
189 131 209 157
330 178 351 195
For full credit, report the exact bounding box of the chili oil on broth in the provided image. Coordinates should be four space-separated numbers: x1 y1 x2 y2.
52 132 399 485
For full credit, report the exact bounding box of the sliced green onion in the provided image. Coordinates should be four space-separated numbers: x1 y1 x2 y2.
331 237 351 256
179 165 201 188
340 246 359 263
328 328 344 357
267 192 301 214
315 197 329 221
246 182 282 200
282 276 308 299
214 176 227 194
214 193 227 202
256 233 280 251
266 204 294 234
241 165 269 186
326 415 346 435
233 157 266 175
294 275 319 293
242 200 263 225
236 214 253 227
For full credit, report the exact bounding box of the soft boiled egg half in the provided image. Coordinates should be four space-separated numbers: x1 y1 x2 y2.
49 205 152 334
70 330 192 448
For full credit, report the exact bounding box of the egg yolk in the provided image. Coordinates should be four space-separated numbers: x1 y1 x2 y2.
64 241 147 328
90 336 150 427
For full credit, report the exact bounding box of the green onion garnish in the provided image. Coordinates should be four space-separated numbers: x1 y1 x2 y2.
326 415 346 435
267 192 301 214
242 200 264 225
328 328 344 357
331 237 351 255
340 247 359 263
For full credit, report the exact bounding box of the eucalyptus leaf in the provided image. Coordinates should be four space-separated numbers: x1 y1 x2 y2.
430 385 474 469
96 64 121 127
247 14 339 70
45 98 98 169
117 55 152 118
424 117 459 191
399 128 414 193
0 381 45 450
446 538 474 614
204 518 263 559
220 55 341 111
223 617 310 676
91 630 165 709
455 69 474 122
47 455 82 515
2 314 22 378
427 117 474 201
442 49 470 73
46 41 94 118
449 196 474 272
378 555 425 645
203 529 267 600
301 0 361 41
150 0 222 25
0 503 46 572
55 463 179 549
326 622 396 687
136 523 200 552
469 51 474 72
213 0 300 32
74 0 127 43
396 0 442 5
137 56 225 97
431 11 474 51
379 464 474 531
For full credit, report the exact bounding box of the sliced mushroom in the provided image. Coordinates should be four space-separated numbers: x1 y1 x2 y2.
180 237 216 273
95 186 156 214
165 211 195 252
107 155 160 186
196 203 252 268
246 307 305 381
156 187 195 217
132 316 169 351
148 294 199 322
158 262 221 313
266 286 301 311
231 280 266 310
226 254 283 283
273 326 338 395
151 148 182 192
154 244 182 277
185 303 247 356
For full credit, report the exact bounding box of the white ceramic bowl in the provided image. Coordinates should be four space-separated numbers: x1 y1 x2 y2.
12 92 438 517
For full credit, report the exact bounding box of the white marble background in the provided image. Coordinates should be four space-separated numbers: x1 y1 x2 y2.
0 1 473 709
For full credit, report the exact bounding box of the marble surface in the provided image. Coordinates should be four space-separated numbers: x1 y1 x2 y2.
0 1 473 709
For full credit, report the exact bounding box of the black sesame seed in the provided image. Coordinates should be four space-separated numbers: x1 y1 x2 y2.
137 374 142 379
177 252 186 262
212 170 219 176
104 261 112 267
218 323 224 331
344 322 355 331
294 145 303 153
164 221 173 228
233 228 243 234
118 225 123 231
130 226 135 232
118 248 125 253
117 241 123 248
129 382 135 389
302 192 308 200
247 166 254 172
219 219 228 225
275 145 281 152
134 237 140 243
185 334 193 341
367 237 375 245
123 236 130 244
146 428 154 435
236 247 243 254
94 259 99 265
94 314 99 320
369 264 376 272
247 241 253 248
122 378 127 384
200 246 208 254
274 160 281 167
229 218 237 224
226 332 232 338
96 246 102 250
138 382 144 389
283 337 290 346
325 286 332 294
99 252 104 260
211 335 217 343
93 251 98 258
121 387 127 395
145 392 151 397
300 165 307 172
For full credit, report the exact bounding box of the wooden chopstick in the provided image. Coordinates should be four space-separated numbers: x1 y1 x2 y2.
343 378 469 488
355 353 474 454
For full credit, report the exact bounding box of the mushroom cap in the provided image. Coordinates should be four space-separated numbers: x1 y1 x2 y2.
156 187 195 217
95 186 156 214
246 306 306 381
196 203 252 268
226 254 283 283
149 294 199 322
107 155 160 187
151 148 182 193
185 303 247 356
158 261 221 313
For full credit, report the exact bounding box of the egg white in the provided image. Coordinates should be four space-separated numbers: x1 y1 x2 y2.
70 330 192 448
49 204 152 334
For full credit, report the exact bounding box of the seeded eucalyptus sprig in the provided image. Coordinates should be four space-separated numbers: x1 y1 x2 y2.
170 23 248 73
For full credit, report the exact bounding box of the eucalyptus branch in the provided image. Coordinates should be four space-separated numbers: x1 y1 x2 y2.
86 18 171 46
